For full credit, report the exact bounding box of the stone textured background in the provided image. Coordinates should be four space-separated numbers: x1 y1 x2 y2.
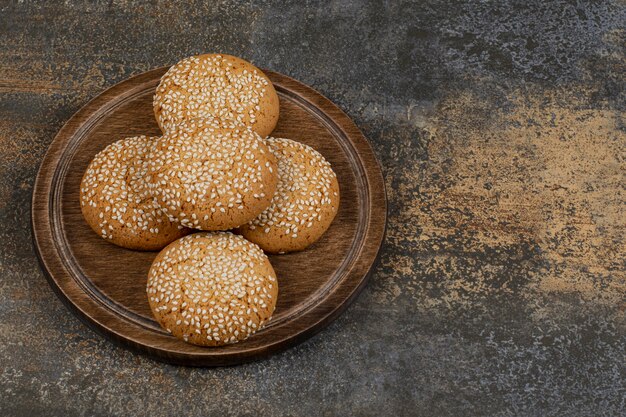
1 1 624 416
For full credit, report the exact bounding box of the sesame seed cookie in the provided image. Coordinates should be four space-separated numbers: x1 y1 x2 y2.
236 138 340 253
80 136 190 250
154 53 279 138
147 232 278 346
147 118 278 231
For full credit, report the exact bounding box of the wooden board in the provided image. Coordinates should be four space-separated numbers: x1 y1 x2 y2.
31 67 387 366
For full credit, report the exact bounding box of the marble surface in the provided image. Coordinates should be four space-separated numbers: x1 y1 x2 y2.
0 1 624 416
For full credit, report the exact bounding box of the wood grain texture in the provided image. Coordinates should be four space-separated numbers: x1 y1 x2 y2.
31 67 387 366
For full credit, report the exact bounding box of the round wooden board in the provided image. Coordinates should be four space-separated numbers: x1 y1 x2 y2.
31 67 386 366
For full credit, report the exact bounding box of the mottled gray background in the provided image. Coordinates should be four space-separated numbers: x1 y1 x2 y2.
1 1 624 416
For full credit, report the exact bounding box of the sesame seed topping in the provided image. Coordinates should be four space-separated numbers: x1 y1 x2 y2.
146 232 277 346
146 118 278 230
154 54 274 135
80 135 188 248
241 137 339 248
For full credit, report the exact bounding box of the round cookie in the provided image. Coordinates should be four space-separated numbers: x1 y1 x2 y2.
147 232 278 346
147 117 278 231
236 137 340 253
80 136 190 250
154 53 279 137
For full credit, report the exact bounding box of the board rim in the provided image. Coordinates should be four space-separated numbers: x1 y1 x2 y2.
31 67 387 366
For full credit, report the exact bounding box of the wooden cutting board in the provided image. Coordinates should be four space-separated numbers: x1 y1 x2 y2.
31 67 387 366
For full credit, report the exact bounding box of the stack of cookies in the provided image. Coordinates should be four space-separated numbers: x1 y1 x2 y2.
79 54 340 347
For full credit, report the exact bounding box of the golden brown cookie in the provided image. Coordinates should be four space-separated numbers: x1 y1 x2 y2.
154 53 279 137
147 118 278 231
236 137 340 253
80 136 190 250
147 232 278 346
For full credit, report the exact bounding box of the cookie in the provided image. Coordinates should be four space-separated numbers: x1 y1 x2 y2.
80 136 190 250
154 53 279 138
236 137 340 253
147 117 278 231
147 232 278 346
